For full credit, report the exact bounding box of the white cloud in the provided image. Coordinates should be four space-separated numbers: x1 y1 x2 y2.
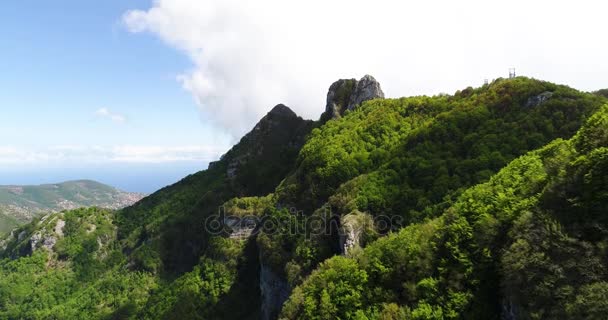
95 107 127 123
109 145 224 163
123 0 608 138
0 146 19 156
0 145 224 165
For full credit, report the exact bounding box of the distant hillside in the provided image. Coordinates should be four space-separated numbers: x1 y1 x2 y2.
0 180 144 233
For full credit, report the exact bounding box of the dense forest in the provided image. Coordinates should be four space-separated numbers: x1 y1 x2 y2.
1 77 607 319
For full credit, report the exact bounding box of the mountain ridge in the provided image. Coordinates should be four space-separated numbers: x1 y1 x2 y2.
0 179 145 234
0 76 607 319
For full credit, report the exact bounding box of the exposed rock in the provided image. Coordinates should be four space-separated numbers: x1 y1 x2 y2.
0 230 13 251
260 261 290 320
226 158 242 179
17 230 27 242
525 91 553 108
224 215 257 240
29 233 42 252
323 79 358 121
22 217 66 254
220 104 312 188
41 235 57 251
339 211 374 256
321 75 384 122
502 297 519 320
29 232 57 252
55 219 65 236
346 75 385 111
207 160 220 170
267 103 297 118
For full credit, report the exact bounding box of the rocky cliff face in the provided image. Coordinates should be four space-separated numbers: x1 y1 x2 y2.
224 215 257 240
321 75 385 122
257 77 385 318
339 211 374 256
502 298 519 320
346 75 385 110
260 261 291 320
2 213 65 258
214 104 314 195
525 91 553 108
322 79 358 121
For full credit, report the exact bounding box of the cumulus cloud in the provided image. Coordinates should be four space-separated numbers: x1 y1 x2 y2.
95 108 127 123
123 0 608 138
0 145 224 165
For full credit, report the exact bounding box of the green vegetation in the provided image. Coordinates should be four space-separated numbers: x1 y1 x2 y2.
0 179 143 234
223 194 274 217
319 79 358 122
0 208 156 319
281 105 608 319
263 77 604 282
116 104 312 275
0 212 18 234
1 78 607 319
594 88 608 99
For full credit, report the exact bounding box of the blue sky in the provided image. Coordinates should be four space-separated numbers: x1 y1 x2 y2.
0 1 232 192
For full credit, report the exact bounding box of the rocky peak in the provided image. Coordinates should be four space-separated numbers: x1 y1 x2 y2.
323 79 357 121
268 104 297 118
251 104 299 134
211 103 313 193
347 74 385 110
321 75 384 122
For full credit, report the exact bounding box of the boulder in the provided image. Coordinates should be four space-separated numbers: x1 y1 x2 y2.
323 79 358 120
346 74 385 111
339 210 375 256
526 91 553 108
321 75 384 122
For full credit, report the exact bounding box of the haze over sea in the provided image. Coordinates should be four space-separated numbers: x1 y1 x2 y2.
0 162 208 193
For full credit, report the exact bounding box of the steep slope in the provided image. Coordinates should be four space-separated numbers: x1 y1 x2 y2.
0 207 157 318
281 104 608 319
0 180 144 234
113 103 313 319
116 104 313 273
0 77 606 320
252 78 605 319
0 103 314 320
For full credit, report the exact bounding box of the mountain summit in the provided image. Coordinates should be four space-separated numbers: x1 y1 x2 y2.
321 74 385 121
208 103 313 193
